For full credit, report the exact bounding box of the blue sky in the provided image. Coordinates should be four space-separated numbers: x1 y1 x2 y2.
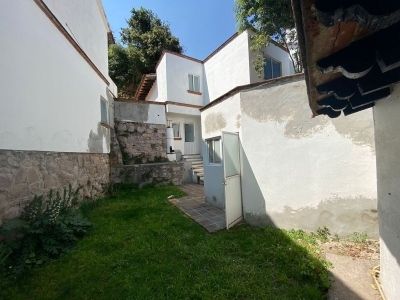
102 0 237 60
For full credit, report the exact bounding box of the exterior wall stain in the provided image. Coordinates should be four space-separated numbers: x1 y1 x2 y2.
245 195 378 238
88 123 110 153
236 114 241 128
204 112 227 134
240 79 375 150
114 101 149 123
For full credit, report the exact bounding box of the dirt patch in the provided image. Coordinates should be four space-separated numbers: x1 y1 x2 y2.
321 238 382 299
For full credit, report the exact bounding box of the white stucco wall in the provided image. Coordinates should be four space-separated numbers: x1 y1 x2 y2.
155 57 168 102
166 113 202 156
146 81 158 102
373 84 400 300
201 77 378 236
166 104 201 116
165 54 204 106
43 0 109 76
204 32 252 103
0 0 112 153
201 93 242 208
114 101 166 125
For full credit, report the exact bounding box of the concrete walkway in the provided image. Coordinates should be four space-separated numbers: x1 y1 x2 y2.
169 184 226 232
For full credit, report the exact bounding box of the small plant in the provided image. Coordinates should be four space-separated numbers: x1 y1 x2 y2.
333 234 340 242
134 157 143 164
348 232 368 244
152 156 169 163
0 185 92 275
121 151 131 165
313 226 330 243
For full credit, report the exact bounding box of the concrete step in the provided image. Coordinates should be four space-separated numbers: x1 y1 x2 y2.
195 172 204 177
191 161 203 165
199 176 204 181
193 167 203 172
182 154 201 159
185 158 203 162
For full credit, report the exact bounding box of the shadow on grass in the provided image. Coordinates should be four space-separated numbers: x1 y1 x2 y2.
0 185 360 299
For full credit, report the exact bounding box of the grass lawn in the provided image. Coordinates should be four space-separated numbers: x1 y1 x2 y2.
1 185 330 300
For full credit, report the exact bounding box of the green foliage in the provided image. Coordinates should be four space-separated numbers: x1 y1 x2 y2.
348 231 368 244
108 44 144 98
109 7 183 98
109 182 140 194
235 0 302 74
313 226 331 243
0 186 92 275
0 186 329 299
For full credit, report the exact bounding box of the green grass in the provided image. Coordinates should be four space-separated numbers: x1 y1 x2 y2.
1 185 330 300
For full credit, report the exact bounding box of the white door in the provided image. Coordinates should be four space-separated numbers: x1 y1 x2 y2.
222 131 243 229
184 123 196 154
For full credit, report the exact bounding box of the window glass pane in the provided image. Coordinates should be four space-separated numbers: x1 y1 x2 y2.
188 74 194 91
272 61 281 78
194 76 200 92
223 133 239 177
214 139 221 163
208 140 214 163
264 58 272 79
100 99 108 124
172 123 180 137
184 123 194 142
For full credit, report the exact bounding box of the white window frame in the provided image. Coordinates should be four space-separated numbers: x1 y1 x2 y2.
172 122 180 138
207 137 222 165
100 97 109 125
188 74 200 92
263 56 282 80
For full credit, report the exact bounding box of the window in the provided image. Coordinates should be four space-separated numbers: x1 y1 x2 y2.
264 57 281 79
172 123 180 137
100 97 109 125
184 123 195 142
207 138 221 164
188 74 200 92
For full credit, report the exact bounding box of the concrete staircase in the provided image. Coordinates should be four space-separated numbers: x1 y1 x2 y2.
182 154 204 185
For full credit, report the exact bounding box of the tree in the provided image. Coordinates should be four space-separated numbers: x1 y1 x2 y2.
109 8 183 98
235 0 302 75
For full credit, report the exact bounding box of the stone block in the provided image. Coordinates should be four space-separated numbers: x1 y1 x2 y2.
9 184 30 198
29 181 42 195
0 173 13 191
27 168 40 184
44 173 58 189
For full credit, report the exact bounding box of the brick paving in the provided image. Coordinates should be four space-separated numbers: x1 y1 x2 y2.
169 184 226 232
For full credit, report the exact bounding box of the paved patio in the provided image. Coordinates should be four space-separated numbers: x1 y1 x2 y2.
169 184 226 232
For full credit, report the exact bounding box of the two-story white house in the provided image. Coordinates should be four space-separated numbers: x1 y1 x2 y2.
135 30 294 158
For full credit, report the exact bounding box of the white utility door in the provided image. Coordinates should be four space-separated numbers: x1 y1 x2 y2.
222 131 243 229
184 123 196 154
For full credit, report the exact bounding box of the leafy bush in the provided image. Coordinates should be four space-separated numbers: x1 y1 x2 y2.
0 186 92 275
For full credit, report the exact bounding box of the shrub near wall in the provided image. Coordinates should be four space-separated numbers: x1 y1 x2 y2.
0 150 110 223
115 121 167 165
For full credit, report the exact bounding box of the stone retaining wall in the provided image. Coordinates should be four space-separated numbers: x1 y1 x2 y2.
0 150 110 222
111 162 184 187
115 121 167 165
